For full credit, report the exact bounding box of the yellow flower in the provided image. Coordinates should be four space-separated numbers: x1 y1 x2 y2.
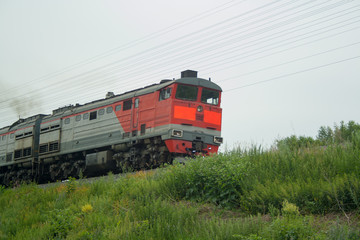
81 204 93 213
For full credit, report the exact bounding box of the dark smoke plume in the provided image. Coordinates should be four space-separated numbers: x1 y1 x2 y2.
0 80 42 120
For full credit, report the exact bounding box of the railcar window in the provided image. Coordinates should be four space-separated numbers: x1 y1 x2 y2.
49 141 59 151
115 105 121 111
39 144 48 154
64 118 71 124
175 84 198 101
41 127 49 132
90 111 97 120
23 147 32 157
201 88 219 105
159 88 172 101
14 150 22 159
75 115 81 122
83 113 89 120
15 134 23 139
135 99 139 108
123 100 132 111
106 107 113 113
99 108 105 115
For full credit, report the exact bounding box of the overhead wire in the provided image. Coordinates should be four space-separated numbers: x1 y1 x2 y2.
6 22 359 122
224 55 360 92
2 20 360 124
200 17 360 72
0 0 299 104
1 0 248 93
161 6 360 74
90 0 311 76
73 0 324 85
216 41 360 83
61 0 358 90
14 0 346 95
4 2 358 100
104 4 360 91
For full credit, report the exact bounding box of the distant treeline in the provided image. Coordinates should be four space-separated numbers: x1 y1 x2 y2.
276 120 360 150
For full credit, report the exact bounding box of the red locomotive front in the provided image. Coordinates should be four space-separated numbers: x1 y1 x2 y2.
154 70 223 158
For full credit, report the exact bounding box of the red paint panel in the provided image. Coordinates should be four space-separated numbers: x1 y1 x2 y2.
174 106 196 121
165 139 219 154
204 110 221 125
165 139 192 154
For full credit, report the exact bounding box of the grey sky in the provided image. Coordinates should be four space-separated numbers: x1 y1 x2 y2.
1 0 360 149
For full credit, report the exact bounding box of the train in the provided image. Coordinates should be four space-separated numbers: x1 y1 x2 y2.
0 70 222 185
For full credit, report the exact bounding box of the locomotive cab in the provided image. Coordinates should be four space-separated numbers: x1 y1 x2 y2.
161 70 223 157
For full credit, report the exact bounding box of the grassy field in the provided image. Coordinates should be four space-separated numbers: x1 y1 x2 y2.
1 122 360 239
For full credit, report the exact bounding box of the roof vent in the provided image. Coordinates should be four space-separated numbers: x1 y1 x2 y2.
106 92 115 98
181 70 197 78
53 105 74 115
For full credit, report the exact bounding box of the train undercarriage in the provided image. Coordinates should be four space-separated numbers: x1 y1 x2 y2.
0 136 178 186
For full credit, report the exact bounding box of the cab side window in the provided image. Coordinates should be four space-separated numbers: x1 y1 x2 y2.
123 100 132 111
159 88 172 101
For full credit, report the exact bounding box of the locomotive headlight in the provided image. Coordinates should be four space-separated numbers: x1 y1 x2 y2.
214 136 223 144
197 105 203 112
171 129 183 137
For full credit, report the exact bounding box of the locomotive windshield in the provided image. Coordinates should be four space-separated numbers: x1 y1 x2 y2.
175 84 198 101
201 88 219 105
175 84 220 105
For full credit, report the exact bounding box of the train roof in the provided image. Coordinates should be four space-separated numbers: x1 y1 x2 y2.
175 77 222 92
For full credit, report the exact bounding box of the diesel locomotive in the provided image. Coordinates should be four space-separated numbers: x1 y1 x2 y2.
0 70 222 185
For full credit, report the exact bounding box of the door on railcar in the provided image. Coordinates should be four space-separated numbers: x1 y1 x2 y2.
132 98 139 135
155 86 173 126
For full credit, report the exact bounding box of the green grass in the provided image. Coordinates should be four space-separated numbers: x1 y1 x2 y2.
159 143 360 214
1 140 360 239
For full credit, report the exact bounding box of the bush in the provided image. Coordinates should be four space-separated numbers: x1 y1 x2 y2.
159 152 251 208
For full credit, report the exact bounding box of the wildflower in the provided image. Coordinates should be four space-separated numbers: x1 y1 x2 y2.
81 204 93 213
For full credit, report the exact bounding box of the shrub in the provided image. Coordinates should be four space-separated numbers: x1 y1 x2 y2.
282 200 300 217
159 152 251 208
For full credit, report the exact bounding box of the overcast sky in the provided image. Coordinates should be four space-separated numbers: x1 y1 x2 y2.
1 0 360 150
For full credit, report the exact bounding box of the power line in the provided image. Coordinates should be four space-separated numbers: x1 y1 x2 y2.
0 0 303 104
224 55 360 92
10 0 352 96
1 0 248 92
2 20 358 117
217 41 360 83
